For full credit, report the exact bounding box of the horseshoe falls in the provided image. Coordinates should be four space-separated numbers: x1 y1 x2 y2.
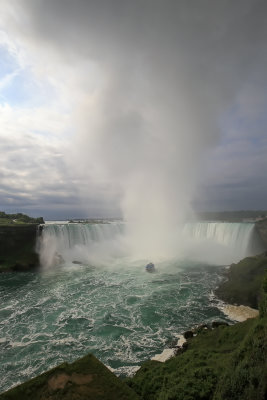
0 221 259 393
39 221 256 267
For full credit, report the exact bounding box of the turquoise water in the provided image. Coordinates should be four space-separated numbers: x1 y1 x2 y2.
0 260 226 393
1 220 256 393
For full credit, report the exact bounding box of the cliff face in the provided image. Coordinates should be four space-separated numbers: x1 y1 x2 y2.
255 218 267 249
0 225 40 272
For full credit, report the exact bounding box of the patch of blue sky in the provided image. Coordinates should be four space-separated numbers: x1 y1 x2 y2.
0 67 59 108
0 44 58 108
0 44 17 76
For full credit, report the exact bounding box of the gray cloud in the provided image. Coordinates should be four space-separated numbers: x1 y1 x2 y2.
1 0 267 227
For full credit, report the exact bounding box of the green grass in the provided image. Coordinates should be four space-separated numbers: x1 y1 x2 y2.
0 218 39 225
215 253 267 308
0 354 140 400
126 319 262 400
0 211 44 225
126 272 267 400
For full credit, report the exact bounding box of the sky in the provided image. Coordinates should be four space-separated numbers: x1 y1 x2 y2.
0 0 266 220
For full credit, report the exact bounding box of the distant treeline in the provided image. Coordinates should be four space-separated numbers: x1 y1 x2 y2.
197 210 267 222
0 211 44 224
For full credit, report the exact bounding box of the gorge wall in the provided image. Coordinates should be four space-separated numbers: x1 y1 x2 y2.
255 218 267 250
0 225 40 272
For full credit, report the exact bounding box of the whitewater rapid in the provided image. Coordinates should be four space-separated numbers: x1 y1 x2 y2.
0 220 259 393
0 260 227 393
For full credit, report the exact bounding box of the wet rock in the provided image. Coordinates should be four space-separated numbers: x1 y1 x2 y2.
184 330 194 339
211 321 229 328
166 340 178 349
193 324 211 334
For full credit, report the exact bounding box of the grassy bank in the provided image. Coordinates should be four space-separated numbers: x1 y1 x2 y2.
215 252 267 308
125 255 267 400
126 274 267 399
0 354 139 400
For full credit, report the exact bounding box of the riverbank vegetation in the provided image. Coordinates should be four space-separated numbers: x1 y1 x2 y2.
215 252 267 308
196 210 267 222
0 211 44 225
126 266 267 399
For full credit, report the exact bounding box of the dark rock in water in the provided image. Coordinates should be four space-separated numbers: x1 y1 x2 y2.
211 321 229 329
184 330 194 339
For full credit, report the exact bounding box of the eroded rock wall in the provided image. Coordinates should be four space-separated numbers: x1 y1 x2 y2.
255 218 267 250
0 225 39 272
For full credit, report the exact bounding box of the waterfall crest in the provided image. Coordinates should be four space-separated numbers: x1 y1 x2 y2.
181 222 255 265
183 222 254 252
38 222 124 267
38 221 256 267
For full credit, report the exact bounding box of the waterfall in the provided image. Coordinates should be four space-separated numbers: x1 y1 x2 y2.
181 222 256 264
183 222 254 253
38 222 125 267
38 221 257 267
42 222 124 248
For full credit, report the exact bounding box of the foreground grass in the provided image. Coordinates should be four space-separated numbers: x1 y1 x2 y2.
126 274 267 400
0 354 139 400
126 318 266 399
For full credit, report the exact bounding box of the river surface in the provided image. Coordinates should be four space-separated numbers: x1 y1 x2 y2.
0 220 256 393
0 260 227 393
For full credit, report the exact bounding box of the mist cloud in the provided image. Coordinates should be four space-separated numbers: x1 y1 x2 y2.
1 0 267 253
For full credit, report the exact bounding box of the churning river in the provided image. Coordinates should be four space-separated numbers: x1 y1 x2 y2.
0 221 258 392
